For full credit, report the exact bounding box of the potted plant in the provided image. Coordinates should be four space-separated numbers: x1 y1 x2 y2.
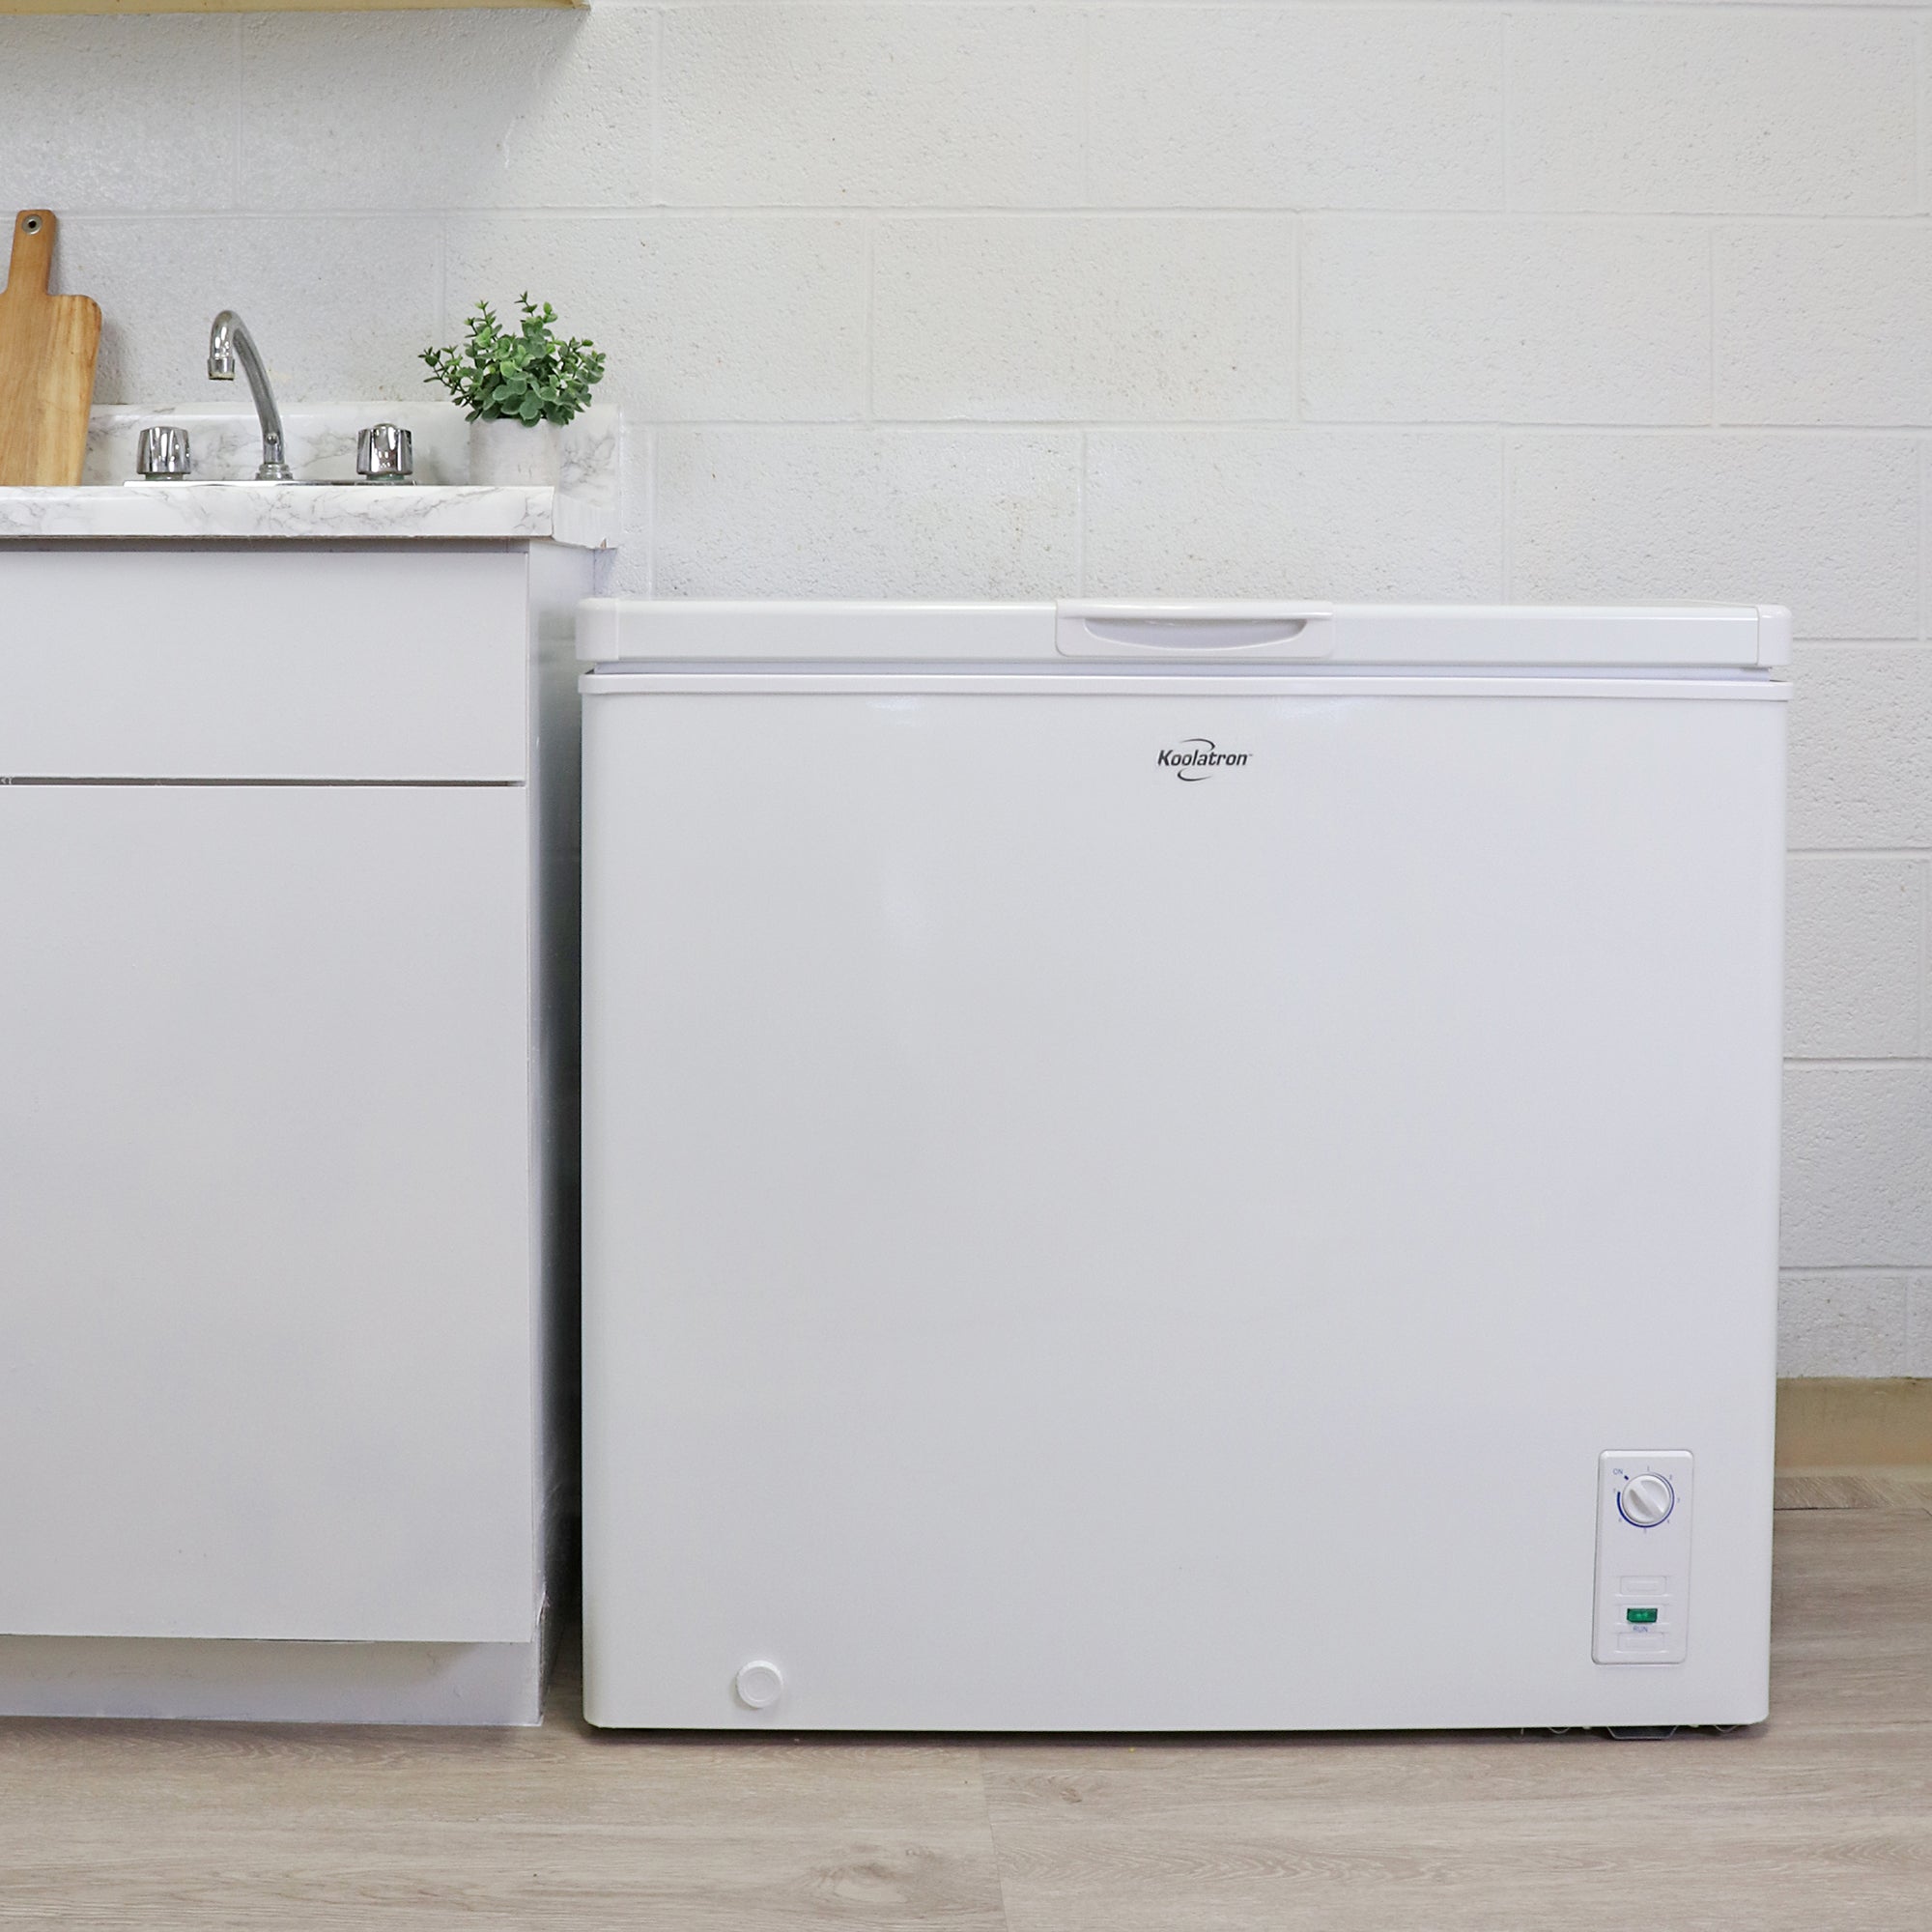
421 295 607 487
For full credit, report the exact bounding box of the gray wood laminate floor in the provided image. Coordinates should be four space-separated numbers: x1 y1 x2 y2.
2 1492 1929 1929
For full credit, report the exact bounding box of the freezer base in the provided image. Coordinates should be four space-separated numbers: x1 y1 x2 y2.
584 1472 1770 1731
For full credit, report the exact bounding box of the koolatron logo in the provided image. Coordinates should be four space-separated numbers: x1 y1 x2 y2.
1157 738 1250 781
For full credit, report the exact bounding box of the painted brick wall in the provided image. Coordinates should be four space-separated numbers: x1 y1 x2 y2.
4 3 1928 1372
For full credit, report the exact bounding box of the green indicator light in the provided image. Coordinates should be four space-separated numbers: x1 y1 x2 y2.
1627 1606 1660 1626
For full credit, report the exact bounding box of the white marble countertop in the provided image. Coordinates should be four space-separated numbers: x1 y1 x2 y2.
0 482 590 545
0 481 599 545
0 404 620 550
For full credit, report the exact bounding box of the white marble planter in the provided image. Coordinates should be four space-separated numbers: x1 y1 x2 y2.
469 417 559 488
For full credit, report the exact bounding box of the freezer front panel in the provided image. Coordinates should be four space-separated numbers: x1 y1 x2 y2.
582 676 1784 1730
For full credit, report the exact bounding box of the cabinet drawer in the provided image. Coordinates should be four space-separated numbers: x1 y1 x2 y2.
0 546 528 781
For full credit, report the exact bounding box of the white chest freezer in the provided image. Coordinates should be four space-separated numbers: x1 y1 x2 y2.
579 600 1789 1732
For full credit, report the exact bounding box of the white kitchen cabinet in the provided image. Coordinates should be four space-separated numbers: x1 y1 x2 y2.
0 536 587 1721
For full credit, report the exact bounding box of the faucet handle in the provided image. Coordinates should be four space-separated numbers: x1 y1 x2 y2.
356 422 412 483
135 425 192 479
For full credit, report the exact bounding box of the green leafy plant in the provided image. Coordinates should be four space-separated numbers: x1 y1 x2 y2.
420 294 606 427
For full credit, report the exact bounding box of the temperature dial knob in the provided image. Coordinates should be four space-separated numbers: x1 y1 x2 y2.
1618 1472 1676 1528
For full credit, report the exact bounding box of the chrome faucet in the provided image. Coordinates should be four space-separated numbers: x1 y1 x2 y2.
207 311 293 482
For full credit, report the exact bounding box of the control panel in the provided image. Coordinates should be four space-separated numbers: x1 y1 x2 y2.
1593 1450 1693 1664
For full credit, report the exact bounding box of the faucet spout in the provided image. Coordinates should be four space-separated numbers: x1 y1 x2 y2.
207 310 293 482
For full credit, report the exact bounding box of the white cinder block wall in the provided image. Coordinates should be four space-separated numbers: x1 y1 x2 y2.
4 1 1929 1375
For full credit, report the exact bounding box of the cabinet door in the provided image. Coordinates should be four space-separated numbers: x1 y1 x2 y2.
0 783 533 1642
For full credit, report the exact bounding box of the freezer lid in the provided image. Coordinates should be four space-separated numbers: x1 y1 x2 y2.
577 599 1790 671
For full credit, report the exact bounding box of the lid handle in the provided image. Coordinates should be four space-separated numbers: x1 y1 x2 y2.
1055 601 1334 660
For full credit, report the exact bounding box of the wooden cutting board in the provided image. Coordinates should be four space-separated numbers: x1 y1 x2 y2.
0 210 101 488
